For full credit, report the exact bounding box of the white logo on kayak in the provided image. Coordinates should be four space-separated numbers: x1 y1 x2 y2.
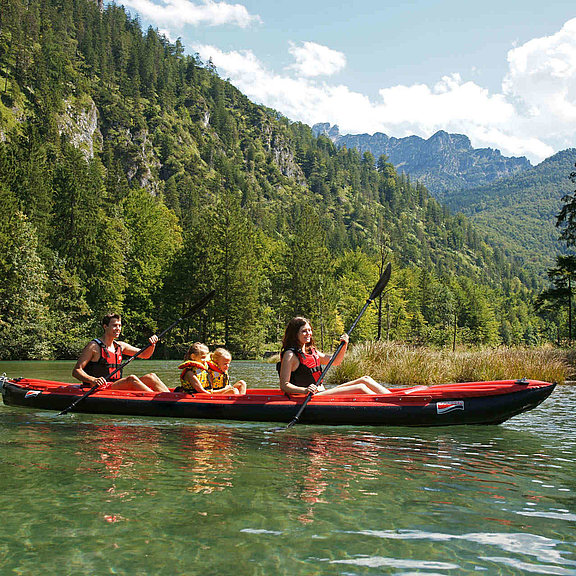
437 400 464 414
25 390 41 398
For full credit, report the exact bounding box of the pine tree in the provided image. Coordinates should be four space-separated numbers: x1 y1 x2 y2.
556 162 576 246
0 212 52 359
121 187 182 340
279 203 332 326
536 255 576 343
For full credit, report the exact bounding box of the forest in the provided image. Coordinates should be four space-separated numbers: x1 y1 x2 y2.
0 0 569 360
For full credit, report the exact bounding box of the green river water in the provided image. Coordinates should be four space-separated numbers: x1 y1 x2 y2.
1 360 575 575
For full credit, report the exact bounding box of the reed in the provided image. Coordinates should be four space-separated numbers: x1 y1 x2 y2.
327 342 569 386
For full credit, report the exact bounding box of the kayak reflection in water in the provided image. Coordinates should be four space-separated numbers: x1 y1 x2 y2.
72 312 170 393
278 316 391 397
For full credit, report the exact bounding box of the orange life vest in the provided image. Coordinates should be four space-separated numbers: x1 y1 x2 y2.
206 360 230 391
178 360 209 392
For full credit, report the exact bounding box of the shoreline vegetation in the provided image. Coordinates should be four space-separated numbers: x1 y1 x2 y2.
267 342 572 386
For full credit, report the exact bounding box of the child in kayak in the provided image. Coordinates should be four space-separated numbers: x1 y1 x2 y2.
177 344 246 395
207 348 247 395
176 342 210 394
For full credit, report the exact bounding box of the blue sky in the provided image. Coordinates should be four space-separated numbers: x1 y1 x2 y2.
115 1 576 164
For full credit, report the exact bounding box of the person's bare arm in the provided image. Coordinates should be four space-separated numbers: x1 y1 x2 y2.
183 371 208 393
119 334 158 359
210 384 235 394
321 333 349 367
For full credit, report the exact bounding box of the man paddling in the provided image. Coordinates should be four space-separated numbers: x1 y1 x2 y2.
72 313 169 392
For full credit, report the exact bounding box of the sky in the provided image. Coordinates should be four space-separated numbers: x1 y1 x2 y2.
114 0 576 164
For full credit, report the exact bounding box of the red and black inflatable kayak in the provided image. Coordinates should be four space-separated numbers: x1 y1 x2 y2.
0 377 555 426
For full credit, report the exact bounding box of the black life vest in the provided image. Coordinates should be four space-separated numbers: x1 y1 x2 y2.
277 347 322 386
85 338 123 381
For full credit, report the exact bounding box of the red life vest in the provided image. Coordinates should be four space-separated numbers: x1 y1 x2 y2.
277 347 322 386
85 338 123 381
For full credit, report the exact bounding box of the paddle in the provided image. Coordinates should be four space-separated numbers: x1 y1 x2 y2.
286 262 392 428
58 290 216 416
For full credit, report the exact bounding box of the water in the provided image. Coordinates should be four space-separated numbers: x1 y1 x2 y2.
1 360 575 575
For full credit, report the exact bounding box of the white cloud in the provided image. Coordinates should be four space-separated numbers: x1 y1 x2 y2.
121 0 261 28
287 41 346 77
502 17 576 153
194 44 369 119
195 18 576 164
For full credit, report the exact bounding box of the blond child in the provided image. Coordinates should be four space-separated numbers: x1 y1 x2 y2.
177 342 210 394
207 348 247 395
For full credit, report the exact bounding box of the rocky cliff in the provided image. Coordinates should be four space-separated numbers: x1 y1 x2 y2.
312 123 531 199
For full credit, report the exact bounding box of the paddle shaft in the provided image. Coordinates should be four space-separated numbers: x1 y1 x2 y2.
58 291 215 415
286 264 392 428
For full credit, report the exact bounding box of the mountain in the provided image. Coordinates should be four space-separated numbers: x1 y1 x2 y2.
441 149 576 274
0 0 553 359
312 123 531 199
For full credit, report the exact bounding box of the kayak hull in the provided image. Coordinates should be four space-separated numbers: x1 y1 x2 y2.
1 377 556 426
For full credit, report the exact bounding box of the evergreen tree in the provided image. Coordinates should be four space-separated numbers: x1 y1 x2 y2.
46 253 92 358
536 255 576 343
279 203 332 326
553 162 576 246
0 212 51 359
122 187 182 340
207 194 269 354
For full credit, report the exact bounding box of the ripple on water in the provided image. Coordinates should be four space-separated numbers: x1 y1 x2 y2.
340 529 576 574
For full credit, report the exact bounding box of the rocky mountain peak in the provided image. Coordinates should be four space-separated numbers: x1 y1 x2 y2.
312 122 341 142
312 123 531 198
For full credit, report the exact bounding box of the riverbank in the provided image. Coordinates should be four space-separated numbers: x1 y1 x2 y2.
326 342 570 386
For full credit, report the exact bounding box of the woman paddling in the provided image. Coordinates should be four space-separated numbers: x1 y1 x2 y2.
278 316 391 396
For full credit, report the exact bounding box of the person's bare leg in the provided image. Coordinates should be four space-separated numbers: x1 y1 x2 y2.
109 375 154 392
315 383 376 396
140 373 170 392
234 380 247 394
334 376 391 394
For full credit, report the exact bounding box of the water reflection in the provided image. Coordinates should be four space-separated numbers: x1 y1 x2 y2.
77 425 163 480
169 427 238 494
1 369 576 575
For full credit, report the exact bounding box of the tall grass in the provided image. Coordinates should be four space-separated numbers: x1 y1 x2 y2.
327 342 569 386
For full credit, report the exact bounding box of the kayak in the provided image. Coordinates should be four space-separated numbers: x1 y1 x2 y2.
0 377 556 426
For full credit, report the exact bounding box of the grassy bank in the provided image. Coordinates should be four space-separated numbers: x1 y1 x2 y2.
327 342 570 386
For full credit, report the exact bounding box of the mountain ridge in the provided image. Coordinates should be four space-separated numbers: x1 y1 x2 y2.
0 0 556 356
312 123 532 199
441 148 576 274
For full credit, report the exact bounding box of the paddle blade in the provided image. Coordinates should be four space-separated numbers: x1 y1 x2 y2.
368 262 392 301
183 290 216 319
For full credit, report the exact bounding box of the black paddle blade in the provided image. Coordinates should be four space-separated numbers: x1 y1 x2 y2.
183 290 216 319
368 262 392 301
